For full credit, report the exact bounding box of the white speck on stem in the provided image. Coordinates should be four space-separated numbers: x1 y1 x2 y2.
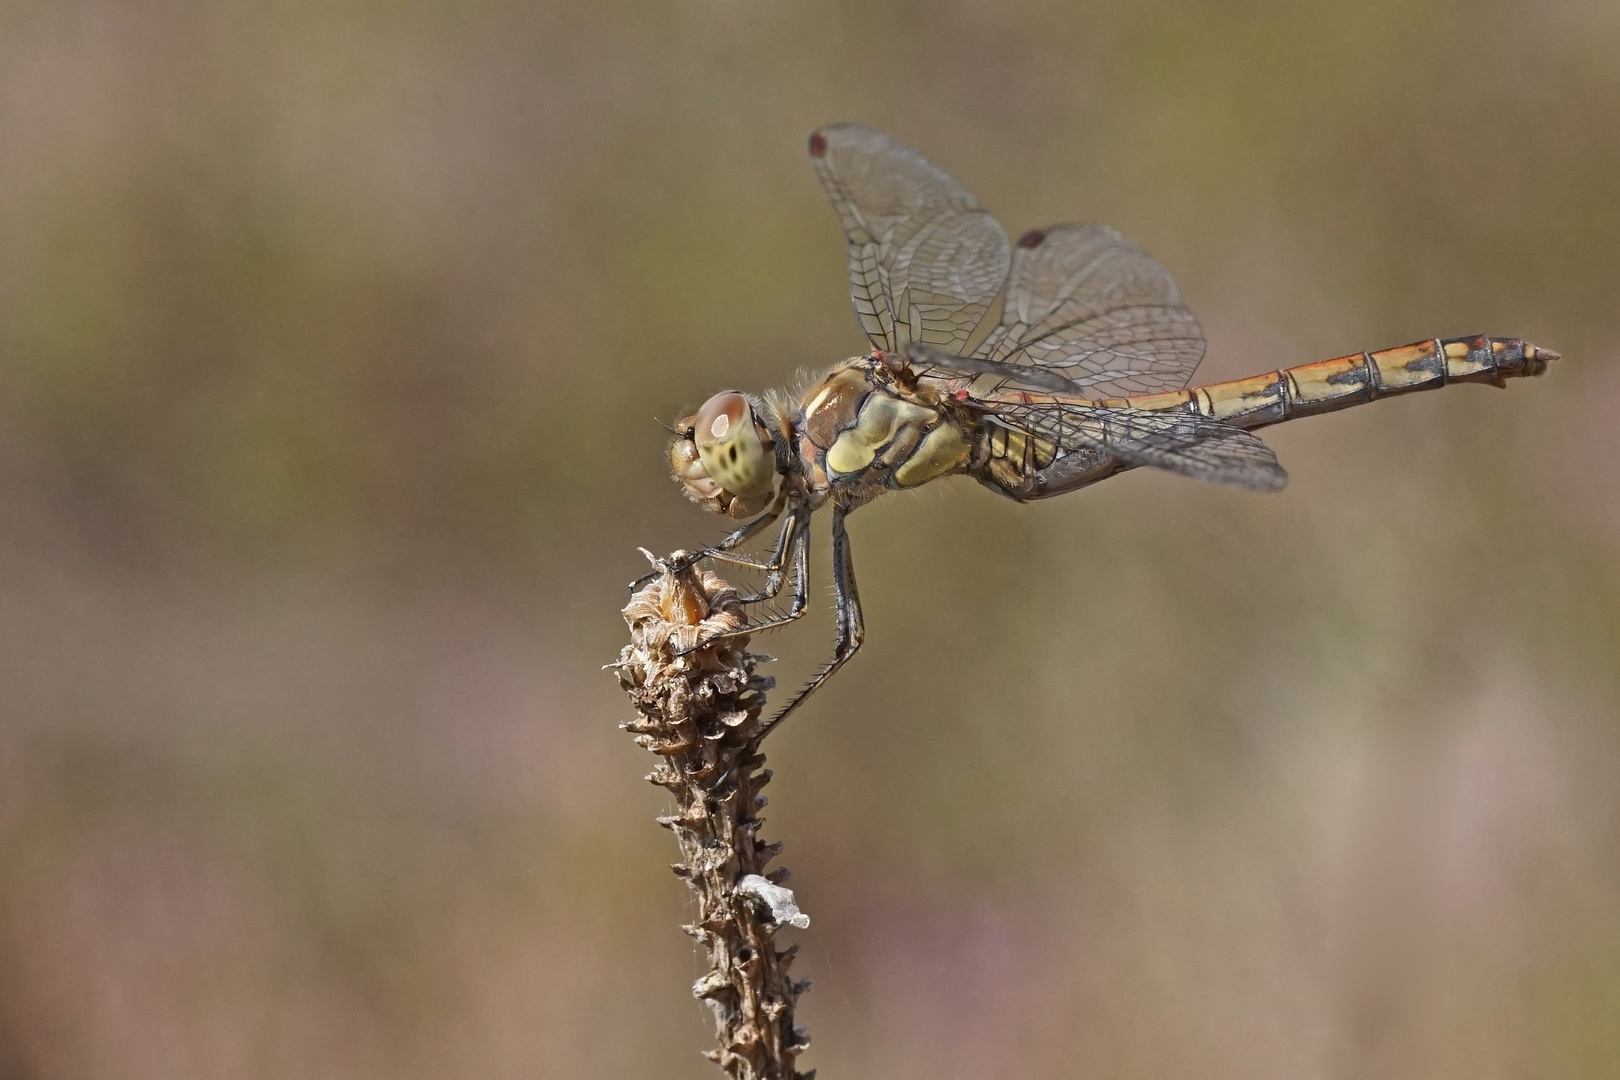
737 874 810 929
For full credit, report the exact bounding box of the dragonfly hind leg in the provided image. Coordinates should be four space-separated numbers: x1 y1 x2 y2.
762 506 864 736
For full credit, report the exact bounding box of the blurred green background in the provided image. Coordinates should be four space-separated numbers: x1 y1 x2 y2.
1 1 1617 1077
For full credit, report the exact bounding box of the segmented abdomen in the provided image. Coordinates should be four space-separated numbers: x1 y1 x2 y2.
1108 335 1555 430
979 417 1061 492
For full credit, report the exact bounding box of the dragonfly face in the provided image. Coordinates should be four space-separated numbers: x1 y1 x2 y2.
647 122 1558 735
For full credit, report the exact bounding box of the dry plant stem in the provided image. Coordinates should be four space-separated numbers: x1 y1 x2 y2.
614 556 814 1080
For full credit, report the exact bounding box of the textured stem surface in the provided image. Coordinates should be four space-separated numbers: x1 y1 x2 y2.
613 556 813 1080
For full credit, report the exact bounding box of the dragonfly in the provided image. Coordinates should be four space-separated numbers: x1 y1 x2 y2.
648 122 1558 731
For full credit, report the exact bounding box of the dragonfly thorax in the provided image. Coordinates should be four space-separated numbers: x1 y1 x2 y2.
797 357 974 506
670 391 780 519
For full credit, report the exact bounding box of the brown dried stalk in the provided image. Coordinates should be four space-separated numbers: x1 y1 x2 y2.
612 553 814 1080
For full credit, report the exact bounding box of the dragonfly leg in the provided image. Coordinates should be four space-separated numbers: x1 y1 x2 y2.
702 505 802 588
672 520 811 655
762 505 864 736
728 508 811 603
628 491 788 590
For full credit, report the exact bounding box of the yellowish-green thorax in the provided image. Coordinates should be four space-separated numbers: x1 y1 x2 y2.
826 393 933 475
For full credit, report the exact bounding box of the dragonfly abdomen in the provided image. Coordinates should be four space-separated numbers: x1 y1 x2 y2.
971 415 1113 500
979 418 1060 490
1116 335 1555 431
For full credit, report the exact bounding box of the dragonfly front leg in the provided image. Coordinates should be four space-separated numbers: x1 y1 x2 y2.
672 518 811 655
628 490 789 591
763 505 864 736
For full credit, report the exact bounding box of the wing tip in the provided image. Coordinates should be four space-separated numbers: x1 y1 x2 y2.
1211 463 1288 493
808 121 874 158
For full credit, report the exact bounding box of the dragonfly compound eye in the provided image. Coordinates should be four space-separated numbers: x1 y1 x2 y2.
693 391 774 498
669 392 776 518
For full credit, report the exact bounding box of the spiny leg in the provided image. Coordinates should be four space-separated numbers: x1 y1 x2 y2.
763 505 864 736
628 490 788 591
732 507 807 604
673 519 811 654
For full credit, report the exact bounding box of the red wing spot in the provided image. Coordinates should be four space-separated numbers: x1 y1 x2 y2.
954 389 970 400
1017 228 1047 249
872 350 885 360
808 131 827 158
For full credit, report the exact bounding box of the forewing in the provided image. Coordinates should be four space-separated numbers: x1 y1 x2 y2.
977 223 1206 399
984 396 1287 491
809 123 1010 354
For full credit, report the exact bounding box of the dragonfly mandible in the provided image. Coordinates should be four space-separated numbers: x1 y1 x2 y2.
646 122 1558 732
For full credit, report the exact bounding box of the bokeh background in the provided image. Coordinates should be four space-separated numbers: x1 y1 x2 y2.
1 1 1617 1077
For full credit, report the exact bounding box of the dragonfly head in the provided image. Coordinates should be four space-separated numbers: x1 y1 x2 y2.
670 391 778 519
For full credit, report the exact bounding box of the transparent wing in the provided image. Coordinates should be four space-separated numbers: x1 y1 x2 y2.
976 223 1206 399
982 395 1287 492
809 123 1010 354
